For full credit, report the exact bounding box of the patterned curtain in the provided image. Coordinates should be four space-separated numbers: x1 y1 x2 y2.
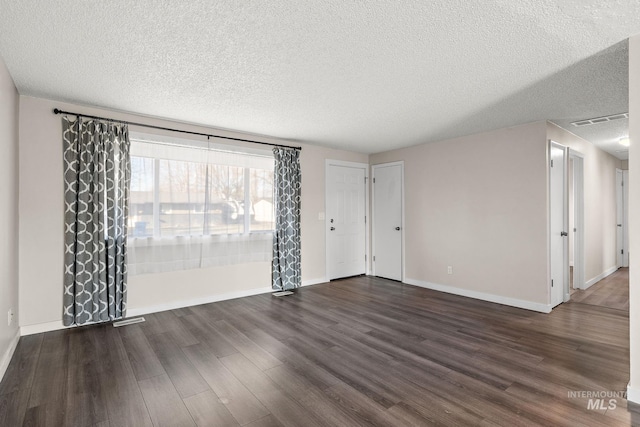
272 147 301 291
62 117 131 326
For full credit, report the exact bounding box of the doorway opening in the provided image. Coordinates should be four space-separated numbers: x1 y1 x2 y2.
550 143 585 308
549 141 567 308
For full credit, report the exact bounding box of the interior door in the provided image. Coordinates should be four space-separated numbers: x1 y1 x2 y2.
550 142 567 308
326 164 366 280
617 169 629 267
617 169 624 267
373 163 403 281
569 152 585 291
624 170 629 267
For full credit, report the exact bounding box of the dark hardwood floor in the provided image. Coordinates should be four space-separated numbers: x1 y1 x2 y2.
571 267 629 311
0 271 636 426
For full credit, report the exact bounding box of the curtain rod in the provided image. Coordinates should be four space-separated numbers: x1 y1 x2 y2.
53 108 302 150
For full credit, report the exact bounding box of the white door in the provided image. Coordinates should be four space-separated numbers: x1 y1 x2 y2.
624 170 629 266
616 169 629 267
569 151 585 291
373 162 403 281
550 142 567 308
326 163 366 280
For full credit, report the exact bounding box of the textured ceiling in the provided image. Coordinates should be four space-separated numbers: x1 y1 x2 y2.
1 1 639 156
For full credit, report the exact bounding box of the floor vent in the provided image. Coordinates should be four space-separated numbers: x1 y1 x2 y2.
113 317 146 327
272 291 295 297
571 113 628 127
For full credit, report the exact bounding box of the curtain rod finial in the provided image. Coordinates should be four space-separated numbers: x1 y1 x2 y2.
53 108 60 114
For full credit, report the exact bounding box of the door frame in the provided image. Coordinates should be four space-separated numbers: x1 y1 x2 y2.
371 161 405 281
569 149 585 294
549 140 569 307
325 159 370 279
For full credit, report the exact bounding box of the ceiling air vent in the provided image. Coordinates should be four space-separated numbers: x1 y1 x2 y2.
571 113 628 127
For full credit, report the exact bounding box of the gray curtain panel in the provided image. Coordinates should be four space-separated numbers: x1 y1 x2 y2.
62 117 131 326
272 147 301 290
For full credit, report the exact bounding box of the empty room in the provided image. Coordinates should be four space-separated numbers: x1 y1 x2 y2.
2 1 640 426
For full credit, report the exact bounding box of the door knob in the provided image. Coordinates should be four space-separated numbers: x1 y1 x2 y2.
395 227 401 231
560 231 568 237
330 227 335 231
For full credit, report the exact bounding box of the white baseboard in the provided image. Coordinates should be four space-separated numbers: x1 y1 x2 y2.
302 277 328 287
21 320 68 336
0 329 21 382
130 279 331 317
127 286 273 317
21 286 273 335
628 384 640 404
20 280 332 336
584 266 618 290
403 278 552 313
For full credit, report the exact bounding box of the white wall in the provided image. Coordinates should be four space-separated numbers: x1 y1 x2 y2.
18 96 367 332
628 32 640 405
546 123 621 285
370 121 550 310
0 55 20 379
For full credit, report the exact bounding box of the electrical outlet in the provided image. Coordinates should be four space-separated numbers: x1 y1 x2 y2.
7 308 13 326
447 266 453 275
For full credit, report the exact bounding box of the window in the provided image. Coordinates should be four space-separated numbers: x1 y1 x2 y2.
129 137 274 237
127 133 274 275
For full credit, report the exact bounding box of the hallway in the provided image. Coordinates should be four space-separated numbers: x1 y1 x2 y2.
571 268 629 311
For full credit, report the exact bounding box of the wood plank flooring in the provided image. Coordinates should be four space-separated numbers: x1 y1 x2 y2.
571 267 629 311
1 271 637 426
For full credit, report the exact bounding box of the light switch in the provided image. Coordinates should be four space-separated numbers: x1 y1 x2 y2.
318 212 325 220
